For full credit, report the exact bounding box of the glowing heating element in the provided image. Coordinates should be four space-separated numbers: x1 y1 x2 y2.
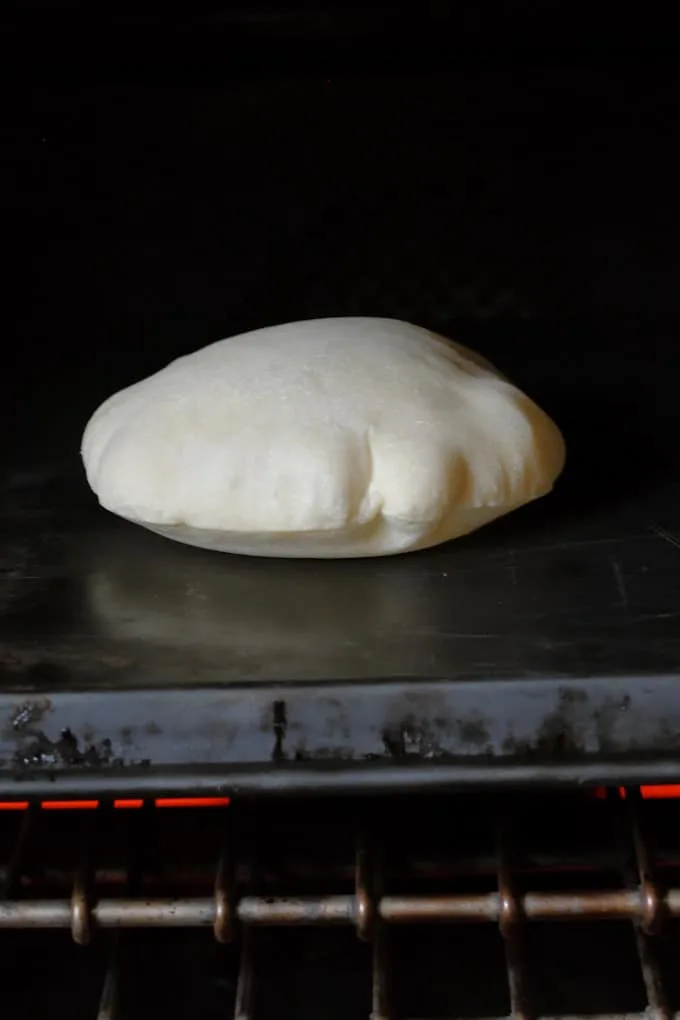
0 797 231 811
591 786 680 801
626 785 680 800
0 789 678 811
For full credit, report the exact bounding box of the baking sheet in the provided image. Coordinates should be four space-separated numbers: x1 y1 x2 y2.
3 66 680 791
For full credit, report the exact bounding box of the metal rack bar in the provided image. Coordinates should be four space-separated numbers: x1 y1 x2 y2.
234 926 256 1020
1 805 36 899
634 928 671 1020
625 791 672 1020
498 821 532 1020
363 840 390 1020
214 831 234 945
94 802 148 1020
96 937 121 1020
371 921 390 1020
0 886 678 932
404 1015 680 1020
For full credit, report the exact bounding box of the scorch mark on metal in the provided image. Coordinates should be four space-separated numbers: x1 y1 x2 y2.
650 522 680 551
10 698 52 731
272 701 287 761
610 557 629 614
13 727 114 770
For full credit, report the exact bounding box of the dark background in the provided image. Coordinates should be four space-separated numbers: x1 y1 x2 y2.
3 2 680 498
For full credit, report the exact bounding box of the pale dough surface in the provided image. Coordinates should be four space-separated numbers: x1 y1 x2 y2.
81 317 565 558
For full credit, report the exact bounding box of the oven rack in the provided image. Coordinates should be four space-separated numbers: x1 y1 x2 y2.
0 791 679 1019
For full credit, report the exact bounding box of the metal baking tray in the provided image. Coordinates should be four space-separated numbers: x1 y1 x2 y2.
3 64 680 796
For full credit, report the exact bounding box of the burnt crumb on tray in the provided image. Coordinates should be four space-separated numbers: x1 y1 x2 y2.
13 727 114 770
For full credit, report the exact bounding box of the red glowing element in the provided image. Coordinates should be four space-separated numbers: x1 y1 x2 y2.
155 797 230 808
640 785 680 799
41 800 99 810
1 790 679 811
0 797 231 811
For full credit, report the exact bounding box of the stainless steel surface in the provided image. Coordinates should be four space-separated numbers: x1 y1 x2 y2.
4 483 680 693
